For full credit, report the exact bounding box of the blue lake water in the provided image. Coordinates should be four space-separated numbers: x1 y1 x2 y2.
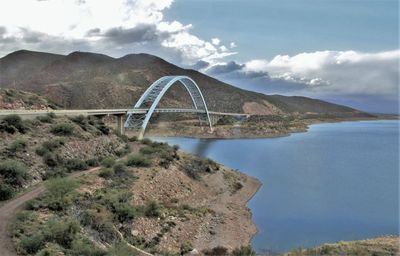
151 120 399 253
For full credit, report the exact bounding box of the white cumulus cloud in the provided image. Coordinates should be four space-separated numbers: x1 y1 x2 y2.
0 0 235 65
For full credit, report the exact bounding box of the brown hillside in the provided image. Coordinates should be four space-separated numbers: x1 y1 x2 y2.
0 50 370 118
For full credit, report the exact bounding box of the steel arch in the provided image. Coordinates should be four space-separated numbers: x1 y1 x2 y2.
124 75 212 139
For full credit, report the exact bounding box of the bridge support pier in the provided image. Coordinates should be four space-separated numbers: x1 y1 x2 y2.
115 114 125 135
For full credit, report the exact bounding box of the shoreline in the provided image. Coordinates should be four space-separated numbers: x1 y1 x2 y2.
141 116 398 140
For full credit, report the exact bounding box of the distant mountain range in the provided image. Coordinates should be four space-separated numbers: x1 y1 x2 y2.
0 50 370 117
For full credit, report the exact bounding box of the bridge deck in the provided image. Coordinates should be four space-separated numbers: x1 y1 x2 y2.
0 109 249 119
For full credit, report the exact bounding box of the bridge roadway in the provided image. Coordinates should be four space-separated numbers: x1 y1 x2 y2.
0 108 250 134
0 108 249 118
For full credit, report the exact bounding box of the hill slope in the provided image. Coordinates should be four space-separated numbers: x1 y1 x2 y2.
0 50 370 117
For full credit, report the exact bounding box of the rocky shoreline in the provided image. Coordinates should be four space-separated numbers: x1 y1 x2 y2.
129 116 397 140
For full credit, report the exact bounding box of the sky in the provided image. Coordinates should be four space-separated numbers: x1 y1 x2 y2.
0 0 399 113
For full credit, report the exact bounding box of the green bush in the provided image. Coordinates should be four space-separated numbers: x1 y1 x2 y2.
144 201 162 218
44 178 78 210
112 202 137 222
36 138 65 156
141 138 152 145
0 183 14 200
42 152 63 167
6 139 27 155
98 168 114 178
44 219 80 248
86 158 99 167
70 237 106 256
20 233 46 254
0 114 28 134
113 163 127 176
231 246 256 256
64 158 88 171
101 157 115 168
50 123 74 136
204 246 228 255
36 113 55 123
0 160 29 186
35 243 64 256
126 154 151 167
115 144 131 157
107 242 139 256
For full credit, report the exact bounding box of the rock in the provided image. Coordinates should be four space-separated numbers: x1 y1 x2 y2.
189 249 199 255
131 230 139 236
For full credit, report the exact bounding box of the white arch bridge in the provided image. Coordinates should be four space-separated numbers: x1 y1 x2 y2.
0 76 249 139
124 75 215 139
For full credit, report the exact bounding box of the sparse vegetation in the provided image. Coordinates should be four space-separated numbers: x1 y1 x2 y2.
231 245 256 256
0 160 29 188
6 139 27 155
50 122 74 136
101 156 116 168
0 114 29 134
126 153 152 167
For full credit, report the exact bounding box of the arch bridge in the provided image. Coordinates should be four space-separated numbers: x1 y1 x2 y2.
124 75 213 139
0 75 250 139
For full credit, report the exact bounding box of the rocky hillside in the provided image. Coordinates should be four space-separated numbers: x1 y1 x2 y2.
0 50 370 118
287 236 399 256
1 115 260 255
0 113 128 201
0 88 59 110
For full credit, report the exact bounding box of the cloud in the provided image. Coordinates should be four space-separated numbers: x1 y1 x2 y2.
0 0 234 65
101 24 160 45
206 50 399 98
206 61 244 75
211 38 220 46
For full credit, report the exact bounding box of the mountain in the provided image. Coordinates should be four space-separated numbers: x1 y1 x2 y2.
0 50 370 117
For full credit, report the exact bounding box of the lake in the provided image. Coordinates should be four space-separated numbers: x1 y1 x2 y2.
151 120 399 253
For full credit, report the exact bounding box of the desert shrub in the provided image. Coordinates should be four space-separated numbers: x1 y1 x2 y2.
36 138 65 156
139 146 158 155
6 139 27 155
180 242 193 255
107 242 139 256
115 144 131 157
144 201 162 218
101 157 115 168
0 114 28 134
50 123 74 136
64 158 88 171
69 237 106 256
141 138 152 145
43 167 69 180
216 116 236 125
35 243 64 256
36 113 56 123
233 181 243 192
86 158 100 167
70 115 89 129
113 163 127 176
204 246 229 256
44 178 78 210
112 202 137 222
232 246 256 256
81 208 118 242
0 183 14 200
42 152 63 167
126 154 151 167
0 160 29 186
128 136 138 142
19 233 46 254
98 168 114 179
44 219 80 248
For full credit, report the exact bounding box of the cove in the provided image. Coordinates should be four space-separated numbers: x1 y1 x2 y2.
151 120 399 253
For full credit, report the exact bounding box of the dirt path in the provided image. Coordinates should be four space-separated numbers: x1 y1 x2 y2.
0 167 100 256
